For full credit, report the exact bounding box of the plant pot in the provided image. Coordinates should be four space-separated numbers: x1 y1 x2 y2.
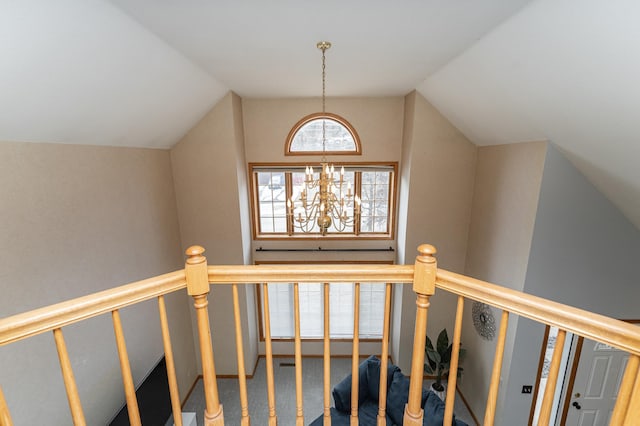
431 383 446 401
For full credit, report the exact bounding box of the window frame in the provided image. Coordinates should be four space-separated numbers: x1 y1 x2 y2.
248 162 398 240
255 260 393 342
285 112 362 156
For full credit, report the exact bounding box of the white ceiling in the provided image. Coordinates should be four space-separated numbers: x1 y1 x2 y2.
2 0 640 228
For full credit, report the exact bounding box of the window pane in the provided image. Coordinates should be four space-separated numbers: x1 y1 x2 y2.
273 217 287 233
373 217 388 233
290 118 357 152
291 171 320 233
256 171 287 234
359 171 391 234
375 184 390 200
266 284 293 338
330 283 354 338
251 165 394 238
263 281 385 339
360 283 386 338
299 283 323 337
260 218 274 233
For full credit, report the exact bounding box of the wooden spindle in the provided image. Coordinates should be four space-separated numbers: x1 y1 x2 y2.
294 282 304 426
323 282 332 425
403 245 437 426
232 284 250 426
112 309 141 426
52 328 86 426
0 384 14 426
157 295 182 426
444 296 464 424
377 283 392 426
185 246 224 425
262 283 278 426
538 329 567 426
624 366 640 425
483 310 509 426
351 282 361 425
611 354 639 424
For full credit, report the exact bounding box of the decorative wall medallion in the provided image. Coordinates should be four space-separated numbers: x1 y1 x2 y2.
472 302 496 341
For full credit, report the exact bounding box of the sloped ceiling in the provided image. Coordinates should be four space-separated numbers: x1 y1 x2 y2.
2 0 639 228
418 0 640 229
0 0 227 149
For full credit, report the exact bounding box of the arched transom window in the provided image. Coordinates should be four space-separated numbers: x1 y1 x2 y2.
286 113 361 156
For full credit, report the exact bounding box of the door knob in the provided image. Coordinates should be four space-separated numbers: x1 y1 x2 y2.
572 401 582 410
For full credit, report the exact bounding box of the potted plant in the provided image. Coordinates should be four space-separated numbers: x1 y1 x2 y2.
424 328 465 400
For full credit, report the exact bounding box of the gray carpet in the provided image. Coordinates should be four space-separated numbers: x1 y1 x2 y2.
176 357 476 425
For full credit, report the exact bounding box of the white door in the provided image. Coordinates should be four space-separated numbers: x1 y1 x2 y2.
564 339 629 425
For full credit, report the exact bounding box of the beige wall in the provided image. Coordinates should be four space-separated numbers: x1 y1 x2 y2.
243 97 404 163
461 141 547 421
0 141 194 425
171 92 257 375
394 91 477 371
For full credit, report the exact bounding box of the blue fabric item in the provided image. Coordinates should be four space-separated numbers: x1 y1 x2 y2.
310 356 469 426
331 355 373 412
385 369 410 425
422 390 468 426
365 356 400 402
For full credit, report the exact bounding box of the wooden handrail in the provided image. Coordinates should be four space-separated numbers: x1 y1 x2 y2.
0 270 186 346
207 264 414 284
436 269 640 355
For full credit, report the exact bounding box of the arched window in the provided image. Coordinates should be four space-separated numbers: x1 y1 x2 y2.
285 113 361 156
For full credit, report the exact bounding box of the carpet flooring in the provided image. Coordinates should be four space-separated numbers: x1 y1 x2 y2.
175 357 476 425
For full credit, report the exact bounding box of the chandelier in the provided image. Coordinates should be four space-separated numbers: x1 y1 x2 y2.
286 41 361 236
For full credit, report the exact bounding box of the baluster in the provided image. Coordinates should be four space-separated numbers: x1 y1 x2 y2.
611 354 639 424
538 329 567 426
0 384 14 426
293 282 304 426
377 283 392 426
112 309 141 426
232 284 250 426
52 328 86 426
444 296 464 424
157 295 182 426
403 245 437 426
323 282 331 425
262 283 278 425
185 246 224 425
351 282 361 425
484 310 509 426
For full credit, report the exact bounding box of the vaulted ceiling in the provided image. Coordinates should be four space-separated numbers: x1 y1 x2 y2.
2 0 639 229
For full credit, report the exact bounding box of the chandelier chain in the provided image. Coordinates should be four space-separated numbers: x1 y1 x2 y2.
321 43 327 159
287 41 360 236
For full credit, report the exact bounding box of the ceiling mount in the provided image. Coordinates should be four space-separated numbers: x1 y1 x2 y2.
316 41 332 51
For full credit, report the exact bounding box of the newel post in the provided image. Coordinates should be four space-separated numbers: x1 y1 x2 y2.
185 246 224 425
403 244 437 426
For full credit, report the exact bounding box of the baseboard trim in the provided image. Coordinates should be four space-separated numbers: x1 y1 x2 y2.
182 375 202 408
